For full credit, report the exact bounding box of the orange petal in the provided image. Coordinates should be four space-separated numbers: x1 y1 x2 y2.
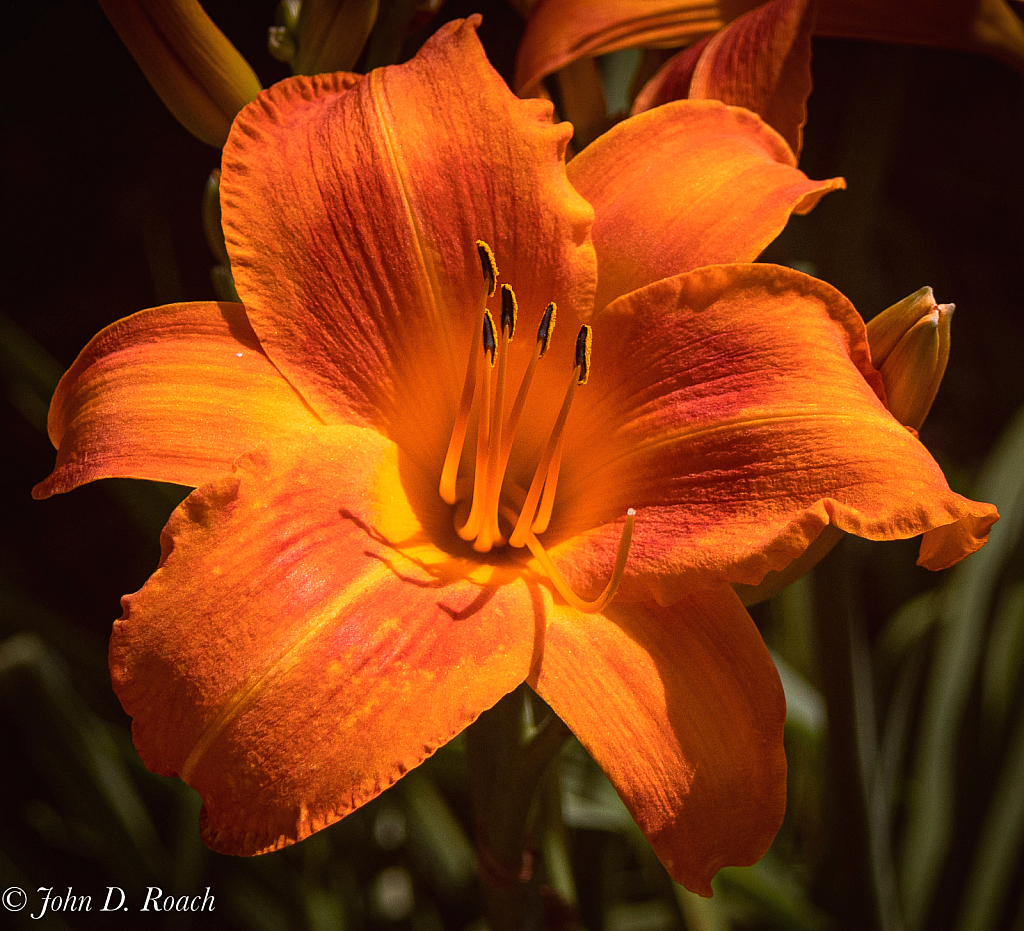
33 302 322 499
633 0 815 156
530 588 786 895
568 99 844 309
514 0 762 97
110 425 540 855
546 264 998 604
221 16 596 473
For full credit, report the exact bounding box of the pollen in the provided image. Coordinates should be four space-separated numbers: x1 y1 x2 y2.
439 241 634 612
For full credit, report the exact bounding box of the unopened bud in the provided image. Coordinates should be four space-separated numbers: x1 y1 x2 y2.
268 25 298 63
99 0 262 148
292 0 380 75
866 287 953 431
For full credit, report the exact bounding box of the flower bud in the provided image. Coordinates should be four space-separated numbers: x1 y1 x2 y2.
292 0 379 75
866 287 953 431
99 0 262 148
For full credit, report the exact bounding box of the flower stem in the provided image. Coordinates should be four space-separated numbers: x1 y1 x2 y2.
466 685 571 931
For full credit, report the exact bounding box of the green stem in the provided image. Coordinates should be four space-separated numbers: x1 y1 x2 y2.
466 685 571 931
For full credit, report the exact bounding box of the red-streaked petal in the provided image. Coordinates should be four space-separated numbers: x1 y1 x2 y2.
633 0 815 156
546 264 998 603
221 16 596 474
110 425 540 855
514 0 760 97
530 588 786 895
568 100 843 310
33 302 322 499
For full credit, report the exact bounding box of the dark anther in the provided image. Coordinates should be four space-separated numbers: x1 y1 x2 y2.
575 324 592 385
500 284 518 339
482 310 498 366
476 240 498 297
537 302 556 358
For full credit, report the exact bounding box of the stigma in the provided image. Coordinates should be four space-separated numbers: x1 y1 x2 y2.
438 240 634 613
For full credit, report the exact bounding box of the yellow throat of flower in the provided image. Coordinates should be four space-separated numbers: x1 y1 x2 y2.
437 240 634 613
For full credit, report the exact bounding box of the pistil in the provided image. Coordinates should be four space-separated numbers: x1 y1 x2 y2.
500 506 636 613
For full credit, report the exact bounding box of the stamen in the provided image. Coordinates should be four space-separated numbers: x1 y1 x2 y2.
531 323 590 533
530 443 561 534
501 505 636 613
439 243 589 561
498 302 556 475
482 307 498 366
574 323 592 385
439 240 499 504
499 283 517 339
536 302 556 358
477 240 499 297
458 310 498 543
508 325 590 547
477 286 519 551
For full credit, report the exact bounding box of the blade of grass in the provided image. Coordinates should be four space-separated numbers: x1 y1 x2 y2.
953 687 1024 931
0 632 167 882
899 403 1024 931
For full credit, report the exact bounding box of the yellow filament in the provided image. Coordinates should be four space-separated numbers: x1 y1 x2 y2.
457 359 491 541
477 324 513 550
458 314 497 544
440 242 497 504
500 506 636 613
497 340 542 476
509 366 580 548
530 443 562 534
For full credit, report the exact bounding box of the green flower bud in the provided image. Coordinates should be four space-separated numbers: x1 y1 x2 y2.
99 0 262 148
866 286 953 431
292 0 380 75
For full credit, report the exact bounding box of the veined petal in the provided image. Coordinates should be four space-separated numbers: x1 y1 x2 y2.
633 0 815 157
514 0 761 97
546 265 997 603
221 17 596 473
110 425 541 855
33 302 322 499
568 100 843 310
530 588 786 895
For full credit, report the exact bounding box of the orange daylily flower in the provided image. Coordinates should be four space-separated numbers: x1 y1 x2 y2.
515 0 1024 110
35 18 997 895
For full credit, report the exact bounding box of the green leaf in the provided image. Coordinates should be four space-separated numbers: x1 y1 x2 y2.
899 403 1024 931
